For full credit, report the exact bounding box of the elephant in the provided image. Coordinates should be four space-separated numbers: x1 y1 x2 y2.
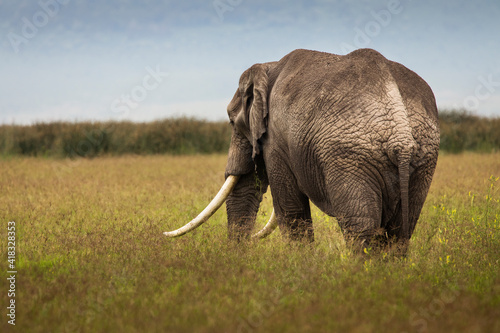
164 48 440 252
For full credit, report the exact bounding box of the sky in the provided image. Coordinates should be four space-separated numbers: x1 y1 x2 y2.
1 0 499 124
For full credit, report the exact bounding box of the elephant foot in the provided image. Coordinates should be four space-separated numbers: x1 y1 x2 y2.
344 230 409 257
227 223 254 242
279 218 314 243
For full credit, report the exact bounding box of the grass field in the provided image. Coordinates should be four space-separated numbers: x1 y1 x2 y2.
1 153 499 332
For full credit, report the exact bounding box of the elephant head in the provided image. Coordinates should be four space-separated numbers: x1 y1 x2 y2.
227 63 269 167
164 63 277 240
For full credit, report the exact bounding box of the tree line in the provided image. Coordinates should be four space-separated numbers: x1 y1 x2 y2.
0 110 498 158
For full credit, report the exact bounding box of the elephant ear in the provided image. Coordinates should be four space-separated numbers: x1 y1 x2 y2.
239 63 269 159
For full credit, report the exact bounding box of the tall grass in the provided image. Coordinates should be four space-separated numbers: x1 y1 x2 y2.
1 153 499 332
0 109 499 157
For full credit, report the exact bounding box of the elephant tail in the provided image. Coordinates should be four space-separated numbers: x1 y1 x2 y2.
382 76 415 240
397 150 412 240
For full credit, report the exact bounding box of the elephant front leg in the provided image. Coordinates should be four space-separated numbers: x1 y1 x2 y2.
226 171 268 241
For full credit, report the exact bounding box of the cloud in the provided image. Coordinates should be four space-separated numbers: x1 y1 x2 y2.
1 0 499 124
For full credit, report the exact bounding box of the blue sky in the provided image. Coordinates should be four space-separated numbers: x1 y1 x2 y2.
1 0 499 124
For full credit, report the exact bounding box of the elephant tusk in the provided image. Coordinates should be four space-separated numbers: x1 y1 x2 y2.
251 209 278 239
164 175 240 237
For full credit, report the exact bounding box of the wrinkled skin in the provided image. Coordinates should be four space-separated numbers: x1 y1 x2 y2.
225 49 440 251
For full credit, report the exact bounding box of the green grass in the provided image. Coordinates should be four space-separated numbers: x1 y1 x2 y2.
1 153 499 332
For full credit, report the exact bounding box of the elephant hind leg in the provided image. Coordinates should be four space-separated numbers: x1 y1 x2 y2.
384 161 436 241
339 216 384 252
276 197 313 242
330 181 384 252
268 163 314 242
341 219 410 255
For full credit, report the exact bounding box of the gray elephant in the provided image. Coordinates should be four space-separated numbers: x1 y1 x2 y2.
165 48 440 251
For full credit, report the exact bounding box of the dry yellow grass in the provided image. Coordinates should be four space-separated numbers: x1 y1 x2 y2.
1 153 499 332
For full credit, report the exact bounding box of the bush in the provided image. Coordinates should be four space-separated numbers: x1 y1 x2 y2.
0 110 499 157
439 109 500 153
0 118 231 158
